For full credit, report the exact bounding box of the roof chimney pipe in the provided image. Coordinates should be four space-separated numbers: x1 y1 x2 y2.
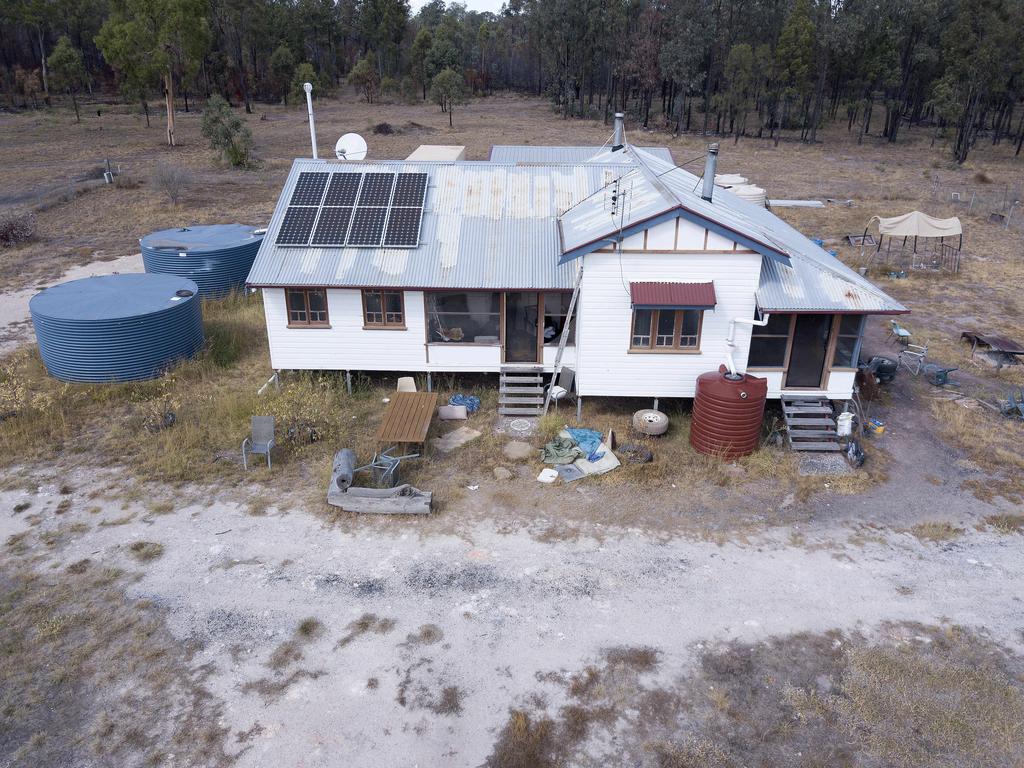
701 143 719 202
612 113 625 151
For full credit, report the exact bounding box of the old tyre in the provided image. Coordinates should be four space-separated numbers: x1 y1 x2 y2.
632 409 669 436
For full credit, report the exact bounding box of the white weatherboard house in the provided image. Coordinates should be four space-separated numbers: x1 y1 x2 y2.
246 126 905 414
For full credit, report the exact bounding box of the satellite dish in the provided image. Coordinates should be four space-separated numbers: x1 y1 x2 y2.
335 133 368 161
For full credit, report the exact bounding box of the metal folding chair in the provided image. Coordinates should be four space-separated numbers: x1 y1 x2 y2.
898 344 927 375
242 416 276 470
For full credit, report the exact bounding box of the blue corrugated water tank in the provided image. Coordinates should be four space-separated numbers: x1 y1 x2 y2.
140 224 263 298
30 274 204 383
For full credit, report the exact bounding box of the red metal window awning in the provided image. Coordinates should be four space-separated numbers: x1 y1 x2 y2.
630 281 717 310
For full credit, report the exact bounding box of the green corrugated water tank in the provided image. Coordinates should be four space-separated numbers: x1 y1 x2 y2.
140 224 263 298
30 274 204 383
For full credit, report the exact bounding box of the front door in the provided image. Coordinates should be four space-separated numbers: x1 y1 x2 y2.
503 292 540 363
785 314 831 388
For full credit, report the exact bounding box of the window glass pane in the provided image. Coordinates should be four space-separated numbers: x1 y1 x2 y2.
833 335 858 367
427 292 500 342
384 292 403 323
655 311 676 346
748 337 788 367
753 313 791 336
839 314 863 336
680 310 700 337
542 293 574 345
631 309 653 348
287 290 308 323
307 290 328 323
363 291 383 323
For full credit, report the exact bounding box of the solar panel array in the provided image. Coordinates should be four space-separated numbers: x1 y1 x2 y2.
276 171 427 248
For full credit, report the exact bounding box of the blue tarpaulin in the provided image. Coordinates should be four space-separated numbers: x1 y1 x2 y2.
565 427 605 462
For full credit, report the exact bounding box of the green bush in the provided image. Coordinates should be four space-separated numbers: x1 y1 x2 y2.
200 95 253 168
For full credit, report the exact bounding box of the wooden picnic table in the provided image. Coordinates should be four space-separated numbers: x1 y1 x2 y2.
961 331 1024 358
374 391 438 448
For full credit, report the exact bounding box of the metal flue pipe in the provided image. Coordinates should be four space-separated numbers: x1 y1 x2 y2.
612 112 625 151
701 143 719 201
304 82 318 159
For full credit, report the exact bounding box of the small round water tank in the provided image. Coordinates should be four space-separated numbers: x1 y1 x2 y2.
690 367 768 459
30 274 204 383
733 184 767 207
714 173 748 188
141 224 263 298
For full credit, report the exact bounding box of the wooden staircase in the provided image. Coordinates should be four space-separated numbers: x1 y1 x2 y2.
782 395 841 452
499 365 546 416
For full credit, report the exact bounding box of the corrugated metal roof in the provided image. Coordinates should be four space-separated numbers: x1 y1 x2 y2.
558 146 906 314
247 159 634 290
489 145 674 164
630 282 716 309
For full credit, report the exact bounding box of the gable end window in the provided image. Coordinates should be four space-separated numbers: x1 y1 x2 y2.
286 288 329 327
362 290 405 328
630 309 702 352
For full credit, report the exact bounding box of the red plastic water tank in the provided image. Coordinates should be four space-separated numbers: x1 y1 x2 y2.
690 366 768 459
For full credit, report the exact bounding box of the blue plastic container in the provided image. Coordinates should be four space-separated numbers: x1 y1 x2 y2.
30 274 204 382
141 224 263 298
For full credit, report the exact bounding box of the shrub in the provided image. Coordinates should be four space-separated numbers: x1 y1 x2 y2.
151 163 192 205
0 210 35 248
201 95 253 168
289 63 320 106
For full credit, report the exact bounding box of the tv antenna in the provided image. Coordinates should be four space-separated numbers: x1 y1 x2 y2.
335 133 368 161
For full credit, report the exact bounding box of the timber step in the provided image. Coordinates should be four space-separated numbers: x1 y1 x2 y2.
500 385 545 395
782 396 842 453
498 366 547 416
499 396 544 405
497 406 544 416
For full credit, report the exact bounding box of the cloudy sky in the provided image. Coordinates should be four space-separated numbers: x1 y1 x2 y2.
408 0 506 14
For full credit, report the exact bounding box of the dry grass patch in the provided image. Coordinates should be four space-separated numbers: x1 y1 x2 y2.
910 521 964 543
0 557 231 766
335 613 396 649
127 541 165 563
985 514 1024 534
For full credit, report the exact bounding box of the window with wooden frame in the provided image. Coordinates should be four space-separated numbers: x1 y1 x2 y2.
286 288 329 327
747 313 793 368
362 289 405 328
541 292 575 345
630 309 702 351
831 314 865 368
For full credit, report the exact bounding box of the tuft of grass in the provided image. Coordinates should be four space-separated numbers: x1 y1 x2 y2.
985 514 1024 534
484 710 559 768
297 617 323 639
13 501 31 513
335 613 396 649
604 645 660 672
910 521 964 543
128 541 165 562
432 685 463 715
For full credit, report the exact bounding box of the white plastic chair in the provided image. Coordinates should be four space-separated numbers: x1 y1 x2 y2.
396 376 417 392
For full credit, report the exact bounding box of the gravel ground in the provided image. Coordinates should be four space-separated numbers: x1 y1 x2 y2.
3 459 1022 766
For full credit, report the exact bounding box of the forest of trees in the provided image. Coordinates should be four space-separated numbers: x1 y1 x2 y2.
2 0 1023 162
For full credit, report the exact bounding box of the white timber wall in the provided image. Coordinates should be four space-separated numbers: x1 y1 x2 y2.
576 247 763 398
262 288 576 372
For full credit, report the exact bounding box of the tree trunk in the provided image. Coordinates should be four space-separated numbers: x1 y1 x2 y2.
71 91 79 123
143 99 151 128
448 107 453 127
37 28 49 100
165 69 176 146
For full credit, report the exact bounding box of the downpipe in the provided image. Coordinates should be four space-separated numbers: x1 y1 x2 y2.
724 313 771 377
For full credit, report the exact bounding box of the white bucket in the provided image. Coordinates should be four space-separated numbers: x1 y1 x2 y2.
836 412 854 437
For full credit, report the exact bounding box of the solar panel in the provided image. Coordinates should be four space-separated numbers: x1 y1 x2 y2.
383 207 424 247
289 172 329 206
392 173 428 206
311 207 353 245
357 173 396 206
347 207 387 245
323 173 361 206
276 206 318 245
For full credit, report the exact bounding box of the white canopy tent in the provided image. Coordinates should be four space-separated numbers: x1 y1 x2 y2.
863 211 963 273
